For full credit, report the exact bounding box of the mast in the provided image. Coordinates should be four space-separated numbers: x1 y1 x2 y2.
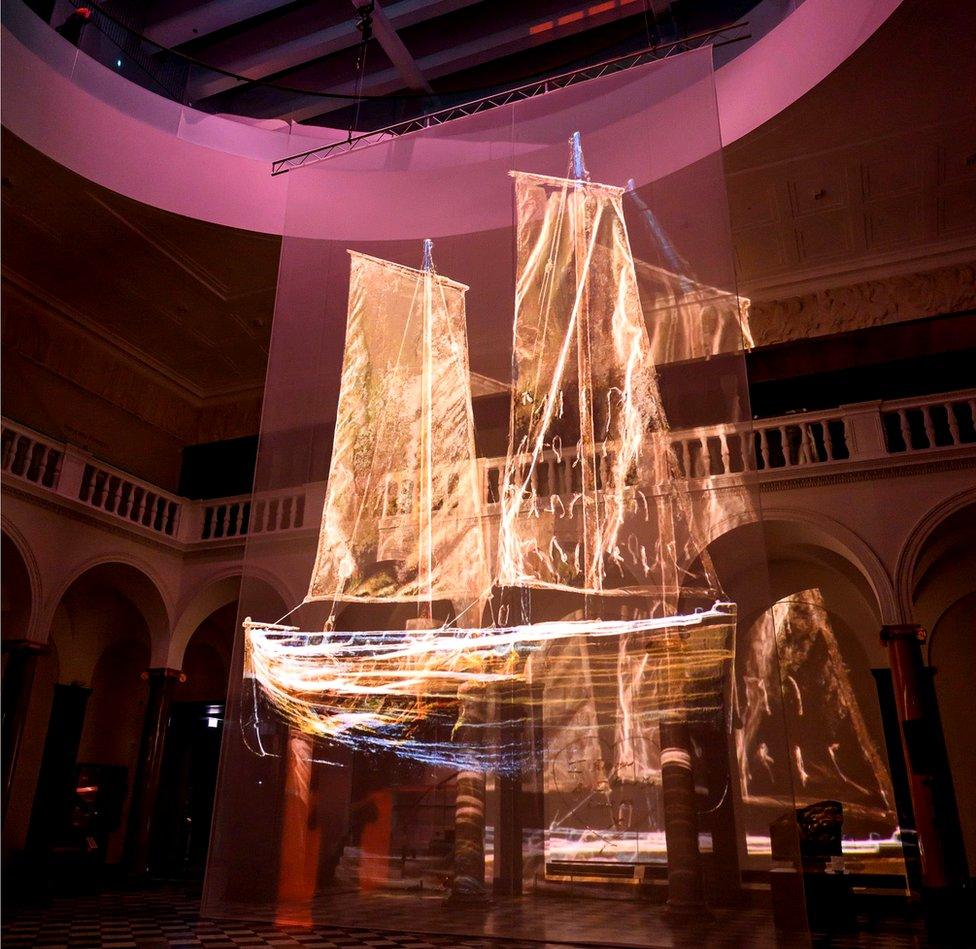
625 178 693 296
420 238 435 620
502 141 650 597
570 132 602 595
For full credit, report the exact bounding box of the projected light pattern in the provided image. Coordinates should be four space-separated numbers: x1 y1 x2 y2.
738 589 896 822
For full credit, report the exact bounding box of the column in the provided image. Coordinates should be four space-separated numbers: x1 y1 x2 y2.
870 668 922 891
26 683 91 855
449 679 489 902
2 639 46 817
660 720 707 915
276 729 320 927
124 667 182 878
880 624 967 938
492 684 524 897
696 723 743 904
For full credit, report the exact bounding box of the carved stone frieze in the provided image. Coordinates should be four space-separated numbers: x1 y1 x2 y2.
749 261 976 346
757 453 976 493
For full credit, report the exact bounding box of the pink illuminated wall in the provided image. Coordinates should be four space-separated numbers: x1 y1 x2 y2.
1 0 904 234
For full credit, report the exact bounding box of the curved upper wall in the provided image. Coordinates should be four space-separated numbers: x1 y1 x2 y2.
1 0 903 235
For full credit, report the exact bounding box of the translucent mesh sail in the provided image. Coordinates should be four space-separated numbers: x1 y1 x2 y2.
305 251 489 608
627 183 754 365
499 169 724 610
640 261 753 364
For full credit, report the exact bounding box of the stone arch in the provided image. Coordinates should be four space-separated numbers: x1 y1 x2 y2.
894 487 976 626
152 572 287 880
2 636 60 853
1 522 39 643
32 560 166 866
702 512 901 844
927 591 976 873
704 506 898 627
44 554 172 667
701 509 898 705
897 491 976 876
167 570 289 669
42 563 160 695
168 575 241 671
179 621 234 704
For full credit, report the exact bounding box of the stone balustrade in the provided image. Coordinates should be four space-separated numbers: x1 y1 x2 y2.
78 461 182 537
196 491 308 541
4 388 975 547
478 390 975 502
881 391 976 455
0 422 62 489
0 419 308 545
670 408 852 478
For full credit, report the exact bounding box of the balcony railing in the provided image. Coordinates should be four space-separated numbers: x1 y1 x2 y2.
3 389 974 546
197 492 307 541
79 461 182 536
671 409 850 477
0 420 306 545
1 424 62 489
478 391 975 500
882 392 976 454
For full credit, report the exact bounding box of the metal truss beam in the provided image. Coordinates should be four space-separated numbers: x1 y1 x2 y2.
270 21 750 176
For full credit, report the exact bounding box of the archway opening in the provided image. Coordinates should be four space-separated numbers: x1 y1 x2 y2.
1 532 33 642
151 601 237 880
2 531 37 831
911 502 976 877
700 518 903 879
26 561 164 888
151 574 288 881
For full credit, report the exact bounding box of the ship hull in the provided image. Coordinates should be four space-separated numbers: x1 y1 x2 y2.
244 603 736 772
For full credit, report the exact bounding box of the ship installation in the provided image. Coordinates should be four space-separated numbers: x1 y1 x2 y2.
243 133 739 785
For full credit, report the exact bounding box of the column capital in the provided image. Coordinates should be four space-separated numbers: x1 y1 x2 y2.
140 667 186 683
881 624 927 645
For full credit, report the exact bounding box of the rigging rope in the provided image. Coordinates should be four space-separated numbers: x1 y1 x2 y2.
349 2 376 141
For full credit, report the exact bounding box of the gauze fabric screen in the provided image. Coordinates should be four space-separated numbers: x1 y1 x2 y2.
204 49 811 946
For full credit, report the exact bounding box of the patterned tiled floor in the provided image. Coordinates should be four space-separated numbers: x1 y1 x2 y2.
4 886 566 949
1 883 939 949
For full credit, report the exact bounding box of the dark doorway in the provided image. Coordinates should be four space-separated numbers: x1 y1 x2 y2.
150 702 224 879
